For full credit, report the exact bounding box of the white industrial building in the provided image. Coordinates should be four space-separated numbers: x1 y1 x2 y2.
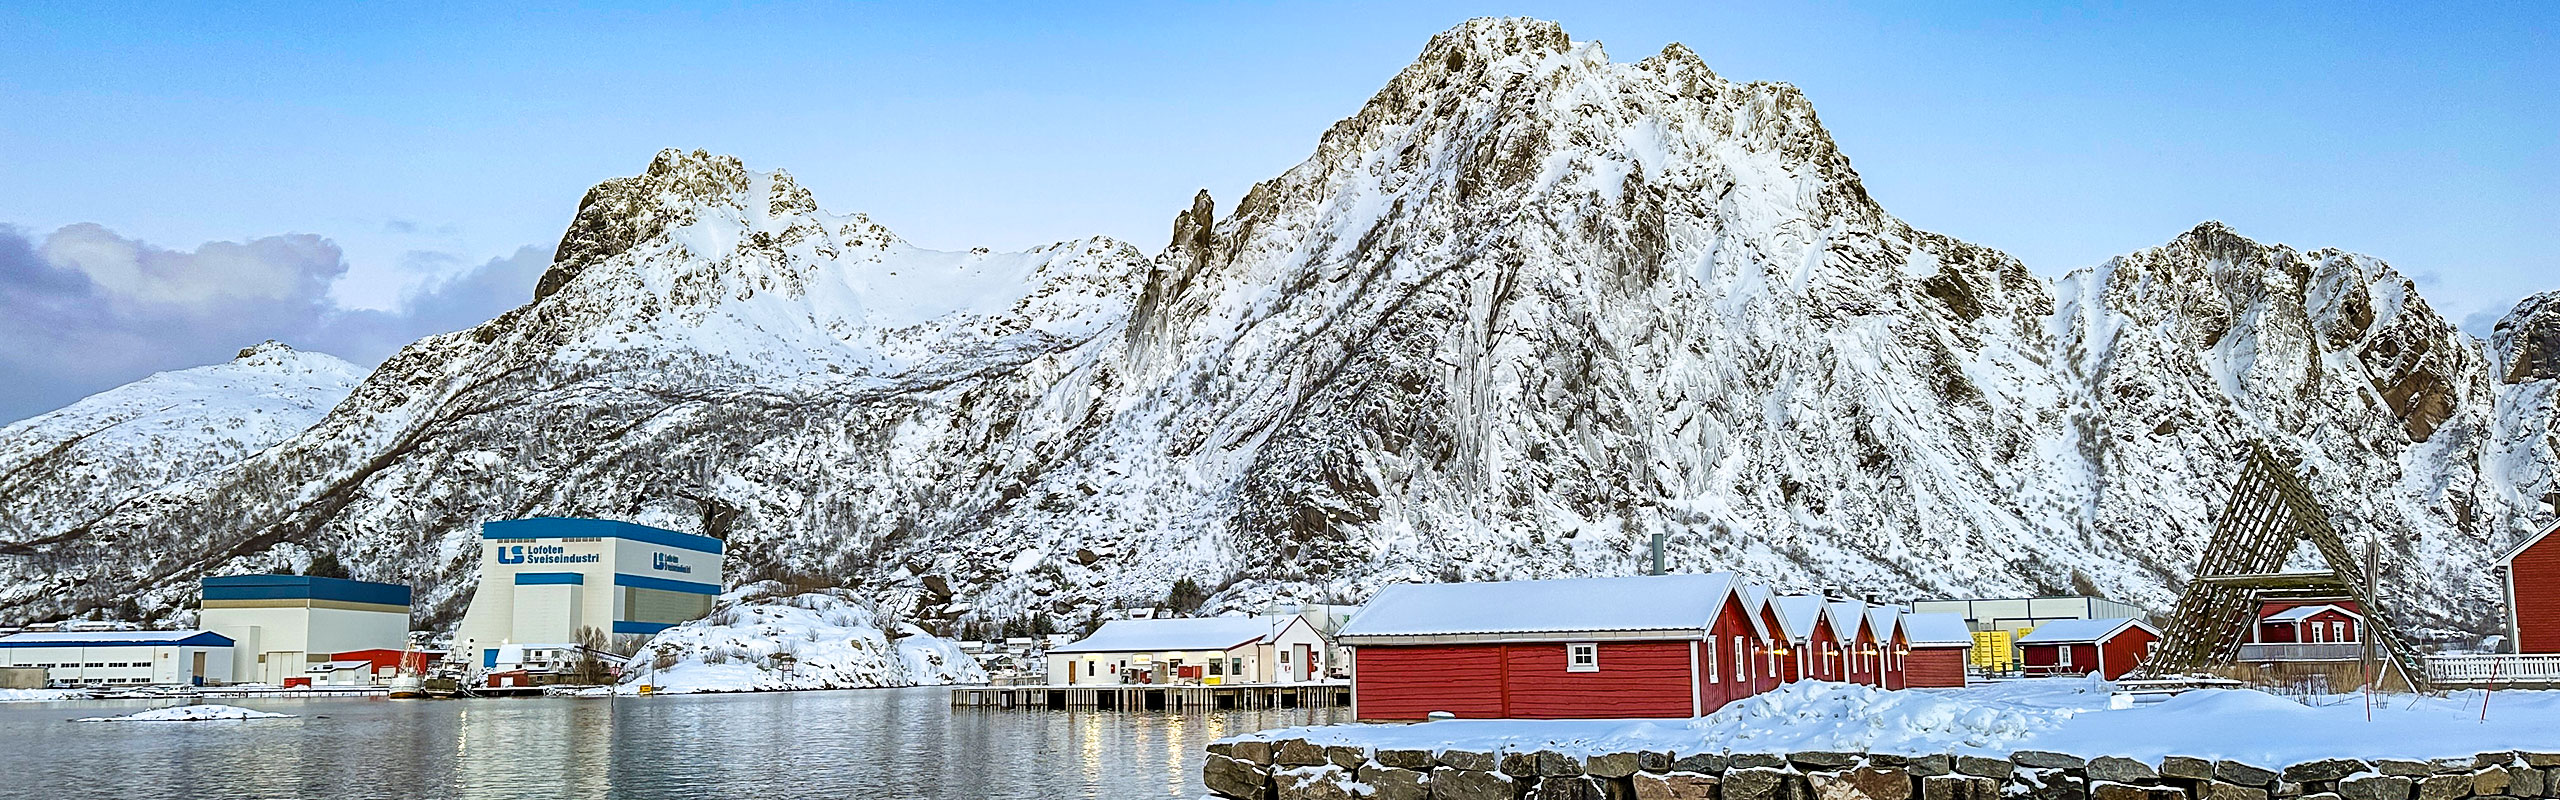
453 517 725 671
1044 615 1328 686
198 574 414 685
0 630 236 686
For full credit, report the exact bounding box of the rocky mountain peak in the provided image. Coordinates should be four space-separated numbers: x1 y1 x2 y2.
234 340 295 360
536 148 844 301
2495 290 2560 384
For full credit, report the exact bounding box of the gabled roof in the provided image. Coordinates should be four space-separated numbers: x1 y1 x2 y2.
1865 607 1903 643
2016 617 2158 645
2263 604 2363 623
1826 600 1870 642
2500 523 2560 566
1768 596 1826 640
1048 615 1300 654
0 629 234 648
1900 613 1973 647
1339 573 1740 642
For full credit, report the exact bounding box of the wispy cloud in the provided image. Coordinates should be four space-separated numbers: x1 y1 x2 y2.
0 223 551 424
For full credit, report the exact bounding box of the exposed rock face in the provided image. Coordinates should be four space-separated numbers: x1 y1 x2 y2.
2496 292 2560 385
0 18 2549 636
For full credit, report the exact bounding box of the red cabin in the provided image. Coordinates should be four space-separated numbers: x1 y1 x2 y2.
1339 574 1776 721
2017 618 2159 680
2252 603 2361 644
2503 524 2560 654
1898 613 1972 688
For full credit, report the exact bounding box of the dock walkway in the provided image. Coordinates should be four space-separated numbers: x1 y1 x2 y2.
950 681 1349 711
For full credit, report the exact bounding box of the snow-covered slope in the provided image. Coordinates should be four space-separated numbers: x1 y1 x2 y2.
0 18 2548 641
0 341 361 556
625 582 986 693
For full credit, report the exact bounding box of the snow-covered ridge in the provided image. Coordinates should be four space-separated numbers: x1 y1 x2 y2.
623 581 987 694
0 341 361 550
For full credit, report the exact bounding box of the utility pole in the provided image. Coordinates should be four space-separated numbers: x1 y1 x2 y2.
2364 536 2380 690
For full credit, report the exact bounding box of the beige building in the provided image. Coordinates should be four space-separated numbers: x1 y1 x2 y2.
198 575 412 685
1044 615 1328 686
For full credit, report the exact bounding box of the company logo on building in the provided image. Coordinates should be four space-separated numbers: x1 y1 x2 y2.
495 544 601 566
652 552 694 574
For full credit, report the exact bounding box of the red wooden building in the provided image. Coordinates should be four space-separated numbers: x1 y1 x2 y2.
2017 618 2159 679
2251 602 2361 645
1339 574 1782 721
1340 574 1946 721
2503 523 2560 654
1898 613 1973 688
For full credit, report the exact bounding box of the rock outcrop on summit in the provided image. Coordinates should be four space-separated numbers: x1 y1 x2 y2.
0 19 2549 638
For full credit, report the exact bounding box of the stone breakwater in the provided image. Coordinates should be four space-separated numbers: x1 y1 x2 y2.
1201 741 2560 800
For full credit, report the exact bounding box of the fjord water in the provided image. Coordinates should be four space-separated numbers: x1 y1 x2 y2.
0 686 1345 798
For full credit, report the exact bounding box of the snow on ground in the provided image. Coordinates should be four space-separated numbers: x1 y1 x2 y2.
1229 678 2560 764
0 688 88 702
620 581 987 694
75 704 293 722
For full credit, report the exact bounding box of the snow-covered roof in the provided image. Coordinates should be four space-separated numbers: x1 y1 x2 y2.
2016 617 2157 644
2263 604 2361 623
1339 573 1739 641
1768 596 1826 640
1865 607 1902 642
0 630 234 648
1047 616 1298 654
1826 600 1869 641
1900 613 1974 647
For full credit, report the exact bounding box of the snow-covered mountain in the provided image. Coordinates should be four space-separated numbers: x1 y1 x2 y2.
0 341 361 569
0 19 2549 640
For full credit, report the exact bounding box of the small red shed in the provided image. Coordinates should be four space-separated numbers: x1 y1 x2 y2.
1898 613 1972 688
1339 573 1769 721
2017 618 2159 680
2252 603 2361 644
2503 524 2560 654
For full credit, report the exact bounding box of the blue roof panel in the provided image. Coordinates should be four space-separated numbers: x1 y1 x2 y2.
201 574 412 607
480 517 724 554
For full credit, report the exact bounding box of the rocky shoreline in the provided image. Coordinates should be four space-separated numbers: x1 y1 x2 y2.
1202 740 2560 800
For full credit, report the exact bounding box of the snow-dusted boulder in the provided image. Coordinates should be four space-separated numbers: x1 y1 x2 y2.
623 581 987 694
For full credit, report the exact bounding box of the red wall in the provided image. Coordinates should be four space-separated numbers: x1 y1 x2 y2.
1699 595 1760 711
2514 533 2560 654
2100 628 2157 679
1502 641 1696 718
1352 645 1505 720
1353 640 1699 720
2022 629 2156 680
1905 647 1966 688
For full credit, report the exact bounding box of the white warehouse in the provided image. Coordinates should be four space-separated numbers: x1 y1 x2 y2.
197 574 413 685
1045 615 1328 686
0 630 236 686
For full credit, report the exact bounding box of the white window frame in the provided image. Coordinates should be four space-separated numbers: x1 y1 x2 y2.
1706 637 1719 683
2056 645 2074 667
1733 636 1747 682
1566 642 1599 673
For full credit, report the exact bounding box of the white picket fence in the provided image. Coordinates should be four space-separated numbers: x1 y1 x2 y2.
2235 642 2367 662
2424 654 2560 686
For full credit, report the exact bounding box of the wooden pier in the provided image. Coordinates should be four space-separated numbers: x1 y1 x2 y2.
950 681 1349 711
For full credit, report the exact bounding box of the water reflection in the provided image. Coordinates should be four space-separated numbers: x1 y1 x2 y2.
0 687 1343 799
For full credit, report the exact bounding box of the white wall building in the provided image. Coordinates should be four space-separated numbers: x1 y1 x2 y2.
453 517 725 672
198 574 413 685
1044 615 1328 686
0 630 235 686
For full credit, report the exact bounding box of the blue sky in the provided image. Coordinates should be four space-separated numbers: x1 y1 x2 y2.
1 2 2552 421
